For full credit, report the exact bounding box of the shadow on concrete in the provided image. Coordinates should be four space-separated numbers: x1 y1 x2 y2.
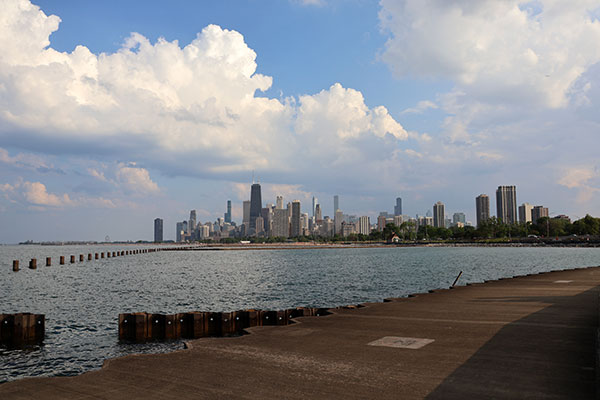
426 286 599 399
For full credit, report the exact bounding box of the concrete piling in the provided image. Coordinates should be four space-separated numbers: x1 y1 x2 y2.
118 306 328 343
12 260 19 272
29 259 37 269
0 313 45 345
60 256 65 265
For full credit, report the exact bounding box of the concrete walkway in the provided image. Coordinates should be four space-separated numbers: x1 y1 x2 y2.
2 267 599 399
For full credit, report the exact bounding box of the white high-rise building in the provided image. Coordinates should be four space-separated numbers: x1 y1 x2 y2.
276 196 284 209
519 202 533 224
358 216 371 235
312 197 318 217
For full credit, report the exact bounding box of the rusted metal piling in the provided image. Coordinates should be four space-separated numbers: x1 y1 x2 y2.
79 255 84 262
45 257 51 267
101 252 105 259
95 253 99 260
29 259 37 269
0 313 45 345
70 255 75 264
88 253 92 261
118 307 330 343
12 260 19 272
60 256 65 265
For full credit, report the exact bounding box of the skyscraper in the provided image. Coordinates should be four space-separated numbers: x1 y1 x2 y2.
189 210 196 235
243 200 251 224
176 221 184 242
453 212 466 225
496 186 517 224
272 208 289 238
224 200 232 223
276 195 284 209
291 200 301 237
315 204 322 221
333 195 339 214
249 183 262 230
518 202 533 224
433 201 445 228
358 216 371 235
476 194 490 227
312 196 318 217
394 197 402 216
531 205 549 223
334 209 344 235
154 218 163 243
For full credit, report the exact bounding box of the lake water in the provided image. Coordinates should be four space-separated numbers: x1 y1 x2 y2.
1 245 599 383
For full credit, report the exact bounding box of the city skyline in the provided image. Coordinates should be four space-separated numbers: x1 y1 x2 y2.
1 1 600 243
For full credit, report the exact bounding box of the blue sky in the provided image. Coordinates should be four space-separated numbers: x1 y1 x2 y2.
1 0 600 242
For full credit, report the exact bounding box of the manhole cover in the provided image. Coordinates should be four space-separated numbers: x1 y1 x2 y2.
367 336 434 349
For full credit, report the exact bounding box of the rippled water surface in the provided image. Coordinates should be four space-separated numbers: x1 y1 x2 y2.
1 245 599 382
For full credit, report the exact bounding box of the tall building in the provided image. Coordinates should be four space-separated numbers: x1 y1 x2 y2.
531 206 549 223
249 183 262 230
476 194 490 227
334 209 344 235
433 201 445 228
255 216 265 235
291 200 301 237
333 195 339 214
496 186 517 224
453 212 466 225
154 218 163 243
224 200 232 223
261 207 272 235
272 208 289 238
276 195 284 209
518 202 533 224
176 221 184 242
312 196 318 217
358 216 371 235
243 200 251 224
189 210 196 235
394 197 402 216
315 204 322 221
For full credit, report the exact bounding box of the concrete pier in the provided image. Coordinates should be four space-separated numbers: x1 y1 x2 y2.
1 267 599 399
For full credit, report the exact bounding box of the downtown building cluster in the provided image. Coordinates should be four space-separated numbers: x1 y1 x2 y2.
475 186 555 227
152 183 557 243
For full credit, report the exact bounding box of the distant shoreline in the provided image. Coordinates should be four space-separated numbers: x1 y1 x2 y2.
8 236 600 248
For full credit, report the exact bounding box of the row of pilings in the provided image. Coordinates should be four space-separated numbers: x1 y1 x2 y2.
10 247 185 271
119 308 330 342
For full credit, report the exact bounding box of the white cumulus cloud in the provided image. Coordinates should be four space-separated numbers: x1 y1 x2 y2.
380 0 600 108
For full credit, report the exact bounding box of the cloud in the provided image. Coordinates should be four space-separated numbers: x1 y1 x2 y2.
0 1 409 190
0 179 118 209
115 163 159 194
558 166 599 203
379 0 600 108
401 100 438 114
294 0 325 6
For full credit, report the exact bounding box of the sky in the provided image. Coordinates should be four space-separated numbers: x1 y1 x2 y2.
1 0 600 243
